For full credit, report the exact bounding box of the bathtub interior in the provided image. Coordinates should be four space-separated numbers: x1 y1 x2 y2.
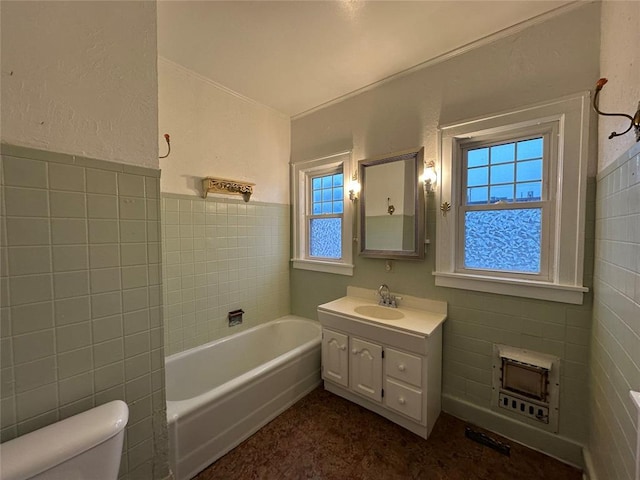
165 317 320 402
166 316 322 480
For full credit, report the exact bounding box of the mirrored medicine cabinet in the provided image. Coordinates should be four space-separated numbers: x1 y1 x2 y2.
358 148 425 260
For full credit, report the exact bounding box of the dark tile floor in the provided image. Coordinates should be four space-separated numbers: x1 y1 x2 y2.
194 386 582 480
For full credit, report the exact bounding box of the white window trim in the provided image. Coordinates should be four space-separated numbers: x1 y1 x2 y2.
435 93 591 304
291 151 354 276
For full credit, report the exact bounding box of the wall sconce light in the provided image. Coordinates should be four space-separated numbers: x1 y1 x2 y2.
420 160 437 193
593 78 640 142
348 173 361 201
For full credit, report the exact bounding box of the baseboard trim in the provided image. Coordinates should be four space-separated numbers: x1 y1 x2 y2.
582 447 598 480
442 394 584 469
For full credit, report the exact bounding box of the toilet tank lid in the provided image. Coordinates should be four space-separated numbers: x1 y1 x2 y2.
0 400 128 480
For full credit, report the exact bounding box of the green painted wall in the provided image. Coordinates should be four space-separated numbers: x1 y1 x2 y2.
291 3 599 454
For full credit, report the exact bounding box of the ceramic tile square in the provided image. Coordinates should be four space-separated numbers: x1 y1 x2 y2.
13 357 56 393
3 157 48 188
86 169 117 195
56 321 92 353
51 219 87 245
58 371 93 405
52 245 88 272
144 177 158 199
119 197 146 220
8 246 51 276
90 268 121 294
54 296 91 326
125 375 151 403
15 383 58 422
4 188 49 217
87 194 118 219
124 331 150 359
49 191 86 218
92 314 123 344
88 219 119 244
122 266 148 290
48 163 85 192
53 271 90 299
89 244 120 269
93 338 124 368
120 221 146 243
91 291 122 318
12 329 55 365
121 243 147 266
121 284 148 311
94 363 124 392
10 302 54 335
9 274 52 306
118 174 145 198
57 347 93 379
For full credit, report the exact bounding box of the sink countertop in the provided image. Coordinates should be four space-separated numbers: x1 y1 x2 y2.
318 295 447 337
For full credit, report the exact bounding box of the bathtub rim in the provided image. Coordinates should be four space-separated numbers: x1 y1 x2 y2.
165 315 321 422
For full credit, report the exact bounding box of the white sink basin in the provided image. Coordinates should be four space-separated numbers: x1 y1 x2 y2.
354 305 405 320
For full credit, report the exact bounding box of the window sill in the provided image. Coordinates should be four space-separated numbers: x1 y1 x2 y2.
292 259 354 276
433 271 587 305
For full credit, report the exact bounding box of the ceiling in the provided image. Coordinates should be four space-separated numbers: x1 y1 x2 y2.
157 1 574 118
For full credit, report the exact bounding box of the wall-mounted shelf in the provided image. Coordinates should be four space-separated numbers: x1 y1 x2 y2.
202 177 254 202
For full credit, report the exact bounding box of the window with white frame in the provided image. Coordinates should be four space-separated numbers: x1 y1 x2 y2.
291 151 354 275
435 94 590 304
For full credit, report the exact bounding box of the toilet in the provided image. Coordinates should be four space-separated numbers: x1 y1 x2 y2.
0 400 128 480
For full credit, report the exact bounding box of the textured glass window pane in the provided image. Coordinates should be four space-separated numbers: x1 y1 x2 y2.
333 188 343 201
490 163 514 184
491 143 515 164
312 177 322 189
516 182 542 201
310 218 342 259
333 174 344 187
322 189 332 202
516 160 542 182
517 138 543 160
312 203 322 214
333 201 343 214
313 190 322 202
322 176 333 189
468 167 488 187
467 186 488 205
464 209 541 273
322 203 333 214
490 184 514 203
468 148 489 168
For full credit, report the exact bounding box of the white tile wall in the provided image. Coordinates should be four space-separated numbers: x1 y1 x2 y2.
589 148 640 480
161 193 290 356
0 145 169 480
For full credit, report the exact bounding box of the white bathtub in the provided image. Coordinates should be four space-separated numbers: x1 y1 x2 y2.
165 315 321 480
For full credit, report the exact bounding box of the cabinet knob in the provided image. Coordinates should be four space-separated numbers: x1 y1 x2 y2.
352 348 358 354
398 364 406 372
398 397 406 405
340 345 346 351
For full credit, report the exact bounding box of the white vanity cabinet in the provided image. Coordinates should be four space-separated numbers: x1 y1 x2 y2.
321 329 349 387
318 291 446 439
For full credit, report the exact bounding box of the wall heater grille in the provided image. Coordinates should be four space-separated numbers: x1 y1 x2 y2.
492 345 559 432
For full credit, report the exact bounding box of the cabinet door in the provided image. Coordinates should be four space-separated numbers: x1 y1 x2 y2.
350 337 383 402
322 329 349 387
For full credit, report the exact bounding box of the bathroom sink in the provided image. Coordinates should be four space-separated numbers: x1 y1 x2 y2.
354 305 405 320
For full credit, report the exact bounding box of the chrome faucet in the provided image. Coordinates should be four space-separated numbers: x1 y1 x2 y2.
377 284 399 308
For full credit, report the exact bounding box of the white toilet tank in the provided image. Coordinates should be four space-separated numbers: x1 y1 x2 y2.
0 400 129 480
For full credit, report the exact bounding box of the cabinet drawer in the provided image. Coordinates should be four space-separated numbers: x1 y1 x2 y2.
385 348 422 388
385 378 422 422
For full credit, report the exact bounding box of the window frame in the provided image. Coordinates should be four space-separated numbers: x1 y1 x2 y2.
456 126 556 282
435 93 590 304
291 151 354 276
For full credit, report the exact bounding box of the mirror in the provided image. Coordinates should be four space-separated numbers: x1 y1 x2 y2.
359 148 425 260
